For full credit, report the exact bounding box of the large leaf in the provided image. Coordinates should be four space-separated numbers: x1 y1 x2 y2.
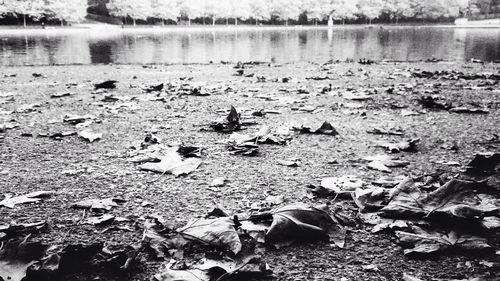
380 179 499 223
140 150 202 176
396 226 493 257
177 217 242 255
264 203 345 249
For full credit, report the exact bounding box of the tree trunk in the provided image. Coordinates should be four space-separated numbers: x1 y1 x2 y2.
212 17 215 26
256 19 259 25
395 17 399 24
342 18 345 25
285 19 288 25
61 19 64 27
235 18 238 25
226 17 228 25
162 19 165 26
188 18 191 26
203 17 205 25
133 18 136 26
23 14 26 28
369 18 372 25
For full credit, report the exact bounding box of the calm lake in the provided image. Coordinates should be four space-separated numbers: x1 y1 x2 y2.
0 26 499 66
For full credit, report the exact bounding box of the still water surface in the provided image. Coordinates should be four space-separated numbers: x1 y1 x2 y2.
0 26 499 66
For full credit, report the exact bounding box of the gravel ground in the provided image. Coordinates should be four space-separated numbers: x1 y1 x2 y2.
0 61 499 280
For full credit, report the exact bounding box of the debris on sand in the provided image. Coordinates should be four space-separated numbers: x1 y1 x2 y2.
78 129 102 143
293 121 339 136
0 191 54 208
139 149 202 177
94 80 118 89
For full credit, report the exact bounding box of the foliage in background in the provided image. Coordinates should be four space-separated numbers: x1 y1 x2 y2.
0 0 498 26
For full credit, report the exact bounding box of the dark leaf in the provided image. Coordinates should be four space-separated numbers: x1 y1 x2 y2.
94 80 117 89
262 203 345 249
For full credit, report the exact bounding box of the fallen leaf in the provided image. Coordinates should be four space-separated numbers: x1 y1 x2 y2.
466 153 500 174
352 187 388 212
0 237 49 281
450 107 489 114
72 198 124 212
144 83 164 93
260 203 345 249
140 150 202 176
380 178 498 223
94 80 117 89
367 127 404 136
293 121 339 136
78 130 102 143
177 217 242 255
396 226 493 257
0 221 46 238
0 191 54 208
364 154 410 172
63 114 95 125
209 106 241 133
373 139 419 153
50 92 73 98
227 142 259 156
85 214 115 225
210 177 226 187
277 159 300 167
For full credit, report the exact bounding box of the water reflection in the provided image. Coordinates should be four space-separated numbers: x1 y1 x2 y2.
0 27 499 66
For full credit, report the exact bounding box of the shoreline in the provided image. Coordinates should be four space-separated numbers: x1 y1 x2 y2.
0 23 499 36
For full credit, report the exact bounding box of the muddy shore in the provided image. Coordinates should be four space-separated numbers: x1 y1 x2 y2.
0 61 499 280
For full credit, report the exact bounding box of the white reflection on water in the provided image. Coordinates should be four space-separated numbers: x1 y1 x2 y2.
0 26 499 65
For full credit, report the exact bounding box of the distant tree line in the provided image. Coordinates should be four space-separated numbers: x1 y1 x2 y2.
0 0 87 26
0 0 499 27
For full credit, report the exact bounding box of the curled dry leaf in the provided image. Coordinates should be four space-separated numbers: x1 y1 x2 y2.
210 106 241 133
293 121 339 136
